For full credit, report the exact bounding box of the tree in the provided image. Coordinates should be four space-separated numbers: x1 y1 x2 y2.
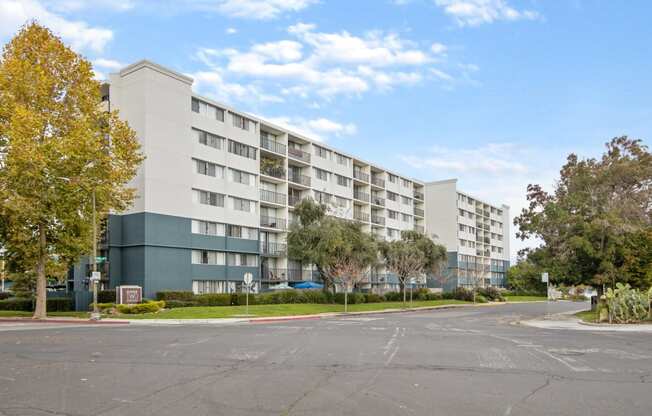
515 137 651 291
0 23 143 318
380 230 447 305
505 250 548 295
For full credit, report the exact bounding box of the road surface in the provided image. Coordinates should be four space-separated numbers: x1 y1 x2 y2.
1 301 651 415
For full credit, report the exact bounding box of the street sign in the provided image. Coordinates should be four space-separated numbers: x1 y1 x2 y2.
95 257 107 262
90 271 101 282
244 272 253 286
541 272 549 283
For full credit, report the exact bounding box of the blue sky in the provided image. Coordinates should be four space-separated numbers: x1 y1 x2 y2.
1 0 650 259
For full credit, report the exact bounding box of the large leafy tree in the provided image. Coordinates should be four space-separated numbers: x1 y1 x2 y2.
380 230 447 305
515 137 651 291
0 23 143 318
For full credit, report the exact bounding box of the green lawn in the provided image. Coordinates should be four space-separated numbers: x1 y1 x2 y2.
575 310 597 323
0 311 90 318
505 295 548 302
113 299 470 320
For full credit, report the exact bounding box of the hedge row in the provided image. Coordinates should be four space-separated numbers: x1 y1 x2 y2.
0 297 73 312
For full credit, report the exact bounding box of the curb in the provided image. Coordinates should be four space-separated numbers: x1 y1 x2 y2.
0 318 130 325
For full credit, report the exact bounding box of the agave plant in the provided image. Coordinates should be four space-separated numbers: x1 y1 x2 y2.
605 283 649 324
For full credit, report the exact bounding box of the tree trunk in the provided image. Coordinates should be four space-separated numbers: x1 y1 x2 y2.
344 285 348 313
402 279 407 307
33 224 47 319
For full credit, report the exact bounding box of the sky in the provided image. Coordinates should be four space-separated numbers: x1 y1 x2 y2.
1 0 650 261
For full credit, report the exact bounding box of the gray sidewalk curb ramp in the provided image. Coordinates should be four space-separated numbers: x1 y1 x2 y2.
519 308 652 333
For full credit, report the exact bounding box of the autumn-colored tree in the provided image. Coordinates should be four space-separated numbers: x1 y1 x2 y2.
515 137 651 291
0 23 143 318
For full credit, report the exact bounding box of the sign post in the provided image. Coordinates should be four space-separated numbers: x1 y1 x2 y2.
409 277 416 306
243 272 253 316
90 271 101 320
541 272 550 300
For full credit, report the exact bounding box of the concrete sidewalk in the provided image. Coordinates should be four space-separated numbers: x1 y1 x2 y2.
520 309 652 332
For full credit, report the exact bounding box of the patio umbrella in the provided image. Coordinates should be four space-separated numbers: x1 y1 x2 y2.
268 283 294 290
294 281 324 289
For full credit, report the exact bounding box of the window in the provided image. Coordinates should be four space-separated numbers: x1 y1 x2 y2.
336 174 350 187
227 253 258 267
388 210 398 220
314 190 332 204
459 224 465 232
193 128 224 150
191 250 225 265
314 167 329 181
459 209 465 217
497 209 503 216
227 225 258 240
230 168 254 186
402 196 411 205
314 145 330 159
231 197 255 212
228 140 257 160
334 196 348 208
460 239 466 247
194 189 225 207
191 220 225 236
232 113 252 131
191 98 224 121
387 228 397 239
402 213 411 222
402 178 411 188
335 153 349 166
387 191 398 201
388 174 397 183
194 158 224 178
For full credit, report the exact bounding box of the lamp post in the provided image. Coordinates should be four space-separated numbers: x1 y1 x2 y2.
90 190 101 321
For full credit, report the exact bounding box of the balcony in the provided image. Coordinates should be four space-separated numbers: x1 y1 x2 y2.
354 210 370 222
260 215 286 230
288 171 311 187
260 241 287 257
261 165 286 180
414 225 424 233
371 176 385 188
260 189 286 205
371 215 385 226
354 190 370 202
288 147 311 163
261 268 317 282
414 191 424 200
413 207 424 217
288 195 302 207
371 195 385 207
353 169 369 182
260 136 286 155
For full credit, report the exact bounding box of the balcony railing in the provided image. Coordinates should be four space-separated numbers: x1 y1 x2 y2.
354 211 370 222
371 196 385 207
414 191 424 200
288 147 311 163
260 136 286 155
260 189 286 205
353 169 369 182
288 171 311 187
261 268 318 282
371 177 385 188
260 241 287 256
260 215 286 230
288 195 302 207
414 225 424 233
413 207 424 217
354 190 370 202
261 165 286 180
371 215 385 226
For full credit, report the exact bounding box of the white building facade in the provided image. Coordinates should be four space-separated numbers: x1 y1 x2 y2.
89 60 427 298
424 179 510 290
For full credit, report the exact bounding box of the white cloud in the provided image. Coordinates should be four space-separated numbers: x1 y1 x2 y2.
191 70 284 105
226 27 238 34
265 116 357 141
93 58 124 71
251 40 303 62
198 0 317 20
0 0 113 52
42 0 135 12
430 42 447 54
434 0 541 26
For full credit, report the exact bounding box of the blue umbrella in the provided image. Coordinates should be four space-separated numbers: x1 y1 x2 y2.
294 281 324 289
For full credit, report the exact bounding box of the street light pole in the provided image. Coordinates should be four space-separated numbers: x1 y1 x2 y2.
90 190 100 320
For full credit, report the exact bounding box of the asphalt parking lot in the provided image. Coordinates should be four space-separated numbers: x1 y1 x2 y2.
1 301 650 416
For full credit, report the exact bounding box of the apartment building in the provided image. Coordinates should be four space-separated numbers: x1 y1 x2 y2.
424 179 510 290
79 60 426 298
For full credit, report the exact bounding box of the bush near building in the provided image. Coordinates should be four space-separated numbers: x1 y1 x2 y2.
0 297 73 312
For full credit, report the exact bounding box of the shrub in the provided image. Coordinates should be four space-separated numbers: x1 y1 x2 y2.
231 292 258 306
604 283 649 323
450 287 474 302
364 293 383 303
301 290 330 304
474 294 488 303
383 291 402 302
97 290 116 303
0 298 32 311
90 302 115 312
46 297 73 312
194 293 231 306
164 300 199 308
0 292 11 300
334 292 365 304
156 291 195 301
477 287 505 302
117 300 165 314
424 292 443 301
